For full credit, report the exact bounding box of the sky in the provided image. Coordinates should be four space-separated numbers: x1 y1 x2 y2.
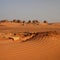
0 0 60 22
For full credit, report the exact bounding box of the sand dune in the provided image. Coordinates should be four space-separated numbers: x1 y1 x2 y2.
0 22 60 60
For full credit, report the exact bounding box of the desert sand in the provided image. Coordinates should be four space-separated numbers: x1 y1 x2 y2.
0 21 60 60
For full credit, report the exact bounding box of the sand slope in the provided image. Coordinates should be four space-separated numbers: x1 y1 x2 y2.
0 31 60 60
0 22 60 60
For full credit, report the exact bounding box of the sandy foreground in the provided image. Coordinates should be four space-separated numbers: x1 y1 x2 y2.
0 22 60 60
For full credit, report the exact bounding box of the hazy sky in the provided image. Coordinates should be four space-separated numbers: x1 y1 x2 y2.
0 0 60 22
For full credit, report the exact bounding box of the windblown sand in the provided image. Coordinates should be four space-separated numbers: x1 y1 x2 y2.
0 22 60 60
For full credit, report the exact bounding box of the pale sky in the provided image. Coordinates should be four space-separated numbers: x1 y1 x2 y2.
0 0 60 22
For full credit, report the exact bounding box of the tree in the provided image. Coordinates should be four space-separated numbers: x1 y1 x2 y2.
32 20 36 23
0 19 8 22
22 20 25 25
27 20 31 23
22 20 25 23
17 20 21 23
43 20 47 23
35 20 39 23
12 19 17 22
32 20 39 25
